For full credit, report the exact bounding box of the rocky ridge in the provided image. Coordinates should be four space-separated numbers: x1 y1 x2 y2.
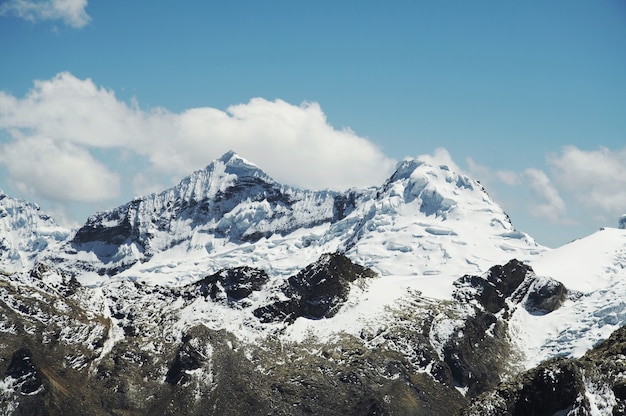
1 255 585 415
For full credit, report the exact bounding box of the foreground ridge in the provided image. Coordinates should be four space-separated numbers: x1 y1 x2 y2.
0 257 588 415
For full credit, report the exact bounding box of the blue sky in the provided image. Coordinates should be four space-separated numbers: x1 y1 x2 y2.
0 0 625 247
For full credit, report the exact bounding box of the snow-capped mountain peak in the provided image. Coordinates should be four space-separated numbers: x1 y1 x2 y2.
379 156 490 217
218 149 266 176
60 151 359 278
0 191 69 273
47 152 545 290
337 156 542 281
172 150 275 205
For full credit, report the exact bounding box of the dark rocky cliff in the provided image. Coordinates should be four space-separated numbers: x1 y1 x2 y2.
1 257 602 415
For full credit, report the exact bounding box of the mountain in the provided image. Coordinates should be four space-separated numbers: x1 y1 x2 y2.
515 227 626 369
0 191 69 274
53 150 365 279
51 151 544 289
1 151 625 415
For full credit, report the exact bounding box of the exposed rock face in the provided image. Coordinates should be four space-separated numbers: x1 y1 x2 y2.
441 259 572 397
253 253 377 323
524 277 567 315
5 347 43 395
199 266 269 302
465 325 626 415
1 255 592 415
165 334 208 385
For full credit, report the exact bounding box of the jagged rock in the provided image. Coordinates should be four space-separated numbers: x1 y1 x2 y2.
165 336 206 385
287 252 376 318
199 266 269 301
5 347 42 394
440 260 533 396
254 253 377 323
438 308 510 397
465 325 626 415
524 277 567 315
463 358 588 416
453 259 533 314
443 260 571 396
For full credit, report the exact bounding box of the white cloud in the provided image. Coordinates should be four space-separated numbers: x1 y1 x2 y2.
0 133 120 203
523 168 567 223
548 146 626 215
466 157 519 186
466 157 569 224
171 98 395 191
495 170 520 186
416 147 462 173
0 72 395 216
0 0 90 28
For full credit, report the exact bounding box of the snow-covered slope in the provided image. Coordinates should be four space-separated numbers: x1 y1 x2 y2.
51 151 545 290
511 227 626 369
0 191 69 273
54 151 364 281
339 158 544 286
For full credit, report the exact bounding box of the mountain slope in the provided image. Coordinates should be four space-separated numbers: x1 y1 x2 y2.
0 192 69 274
54 151 364 279
512 227 626 369
50 151 545 291
465 324 626 415
1 151 626 415
0 255 564 415
339 157 544 282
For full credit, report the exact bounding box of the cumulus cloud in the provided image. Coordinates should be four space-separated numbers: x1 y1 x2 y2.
523 168 567 223
0 72 395 217
0 133 120 203
416 147 462 173
466 157 520 187
466 157 569 224
548 146 626 214
0 0 90 28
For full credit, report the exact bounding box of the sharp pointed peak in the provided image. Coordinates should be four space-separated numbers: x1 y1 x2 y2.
218 150 240 163
195 151 274 184
215 150 260 170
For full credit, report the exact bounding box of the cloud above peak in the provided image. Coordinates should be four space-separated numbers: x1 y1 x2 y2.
0 72 395 216
0 0 90 28
416 147 462 173
548 146 626 214
522 168 567 223
466 144 626 246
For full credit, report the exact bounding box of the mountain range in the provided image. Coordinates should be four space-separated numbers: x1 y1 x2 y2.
1 151 625 415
